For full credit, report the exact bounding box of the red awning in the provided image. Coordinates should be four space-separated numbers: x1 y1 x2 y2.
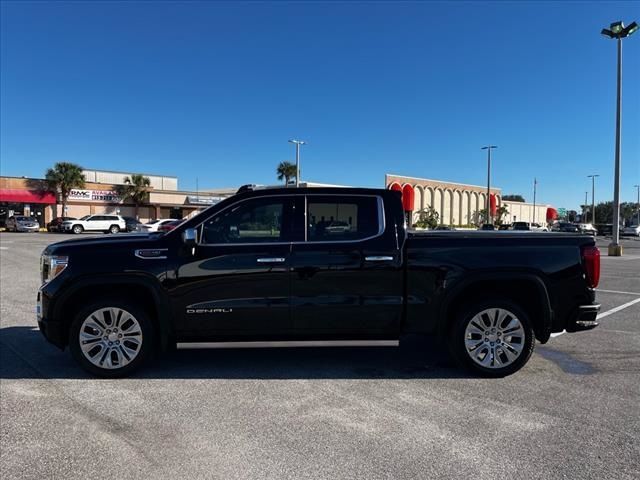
402 184 415 212
489 193 497 216
546 208 558 221
0 189 56 204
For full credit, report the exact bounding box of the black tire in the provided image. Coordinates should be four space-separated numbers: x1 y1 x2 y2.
72 224 83 234
109 225 120 234
69 298 154 378
448 298 535 377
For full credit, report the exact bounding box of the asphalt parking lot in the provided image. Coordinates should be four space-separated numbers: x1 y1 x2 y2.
1 232 639 480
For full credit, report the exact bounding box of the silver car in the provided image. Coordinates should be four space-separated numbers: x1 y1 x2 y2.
5 216 40 232
622 224 640 237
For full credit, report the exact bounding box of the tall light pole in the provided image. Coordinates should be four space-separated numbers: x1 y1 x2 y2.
288 139 306 187
481 145 497 223
584 191 589 222
532 178 537 223
635 184 640 225
587 174 600 224
602 20 638 255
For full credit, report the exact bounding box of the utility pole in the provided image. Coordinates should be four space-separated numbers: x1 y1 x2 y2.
601 20 638 255
532 178 537 223
288 139 307 187
481 145 497 223
587 174 599 224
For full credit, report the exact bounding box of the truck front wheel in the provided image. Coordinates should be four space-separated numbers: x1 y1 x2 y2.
69 299 154 377
449 298 535 377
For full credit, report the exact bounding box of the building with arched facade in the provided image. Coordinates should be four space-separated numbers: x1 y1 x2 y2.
386 174 502 226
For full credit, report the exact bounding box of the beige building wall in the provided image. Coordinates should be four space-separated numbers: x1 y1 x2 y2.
386 174 502 226
502 201 551 225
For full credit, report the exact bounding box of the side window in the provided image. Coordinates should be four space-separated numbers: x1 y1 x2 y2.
88 216 100 222
105 216 118 221
201 198 290 244
307 196 380 242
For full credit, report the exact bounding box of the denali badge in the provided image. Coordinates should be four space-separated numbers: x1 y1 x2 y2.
186 308 233 314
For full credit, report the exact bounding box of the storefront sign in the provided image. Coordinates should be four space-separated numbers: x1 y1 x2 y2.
186 195 224 206
69 189 122 202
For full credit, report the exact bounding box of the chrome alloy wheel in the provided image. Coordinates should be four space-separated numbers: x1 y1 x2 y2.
464 308 525 369
79 307 143 370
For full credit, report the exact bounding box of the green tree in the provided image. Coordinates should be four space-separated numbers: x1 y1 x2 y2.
502 194 526 202
495 205 510 225
276 161 297 186
414 206 439 229
45 162 86 216
116 174 151 219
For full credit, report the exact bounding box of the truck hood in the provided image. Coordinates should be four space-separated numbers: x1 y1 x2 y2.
44 233 165 254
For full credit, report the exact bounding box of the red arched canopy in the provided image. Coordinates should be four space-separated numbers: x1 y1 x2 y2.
546 208 558 221
401 184 415 212
489 193 497 216
388 182 402 192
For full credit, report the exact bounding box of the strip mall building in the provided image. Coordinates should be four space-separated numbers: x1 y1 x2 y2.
0 169 232 228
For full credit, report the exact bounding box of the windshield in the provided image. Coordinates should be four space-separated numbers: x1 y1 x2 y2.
79 215 90 221
146 220 160 225
15 216 29 221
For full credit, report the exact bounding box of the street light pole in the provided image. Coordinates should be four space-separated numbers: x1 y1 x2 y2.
584 191 589 222
481 145 497 223
532 178 537 223
288 139 307 187
635 184 640 225
587 174 599 224
601 20 638 255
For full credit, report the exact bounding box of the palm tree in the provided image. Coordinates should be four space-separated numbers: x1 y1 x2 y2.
276 161 297 186
116 174 151 219
45 162 86 216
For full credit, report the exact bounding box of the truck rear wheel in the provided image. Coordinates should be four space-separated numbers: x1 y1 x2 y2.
449 298 535 377
69 299 153 377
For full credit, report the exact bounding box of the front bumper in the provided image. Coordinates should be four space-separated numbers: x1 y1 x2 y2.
36 288 66 349
17 225 39 232
566 304 600 332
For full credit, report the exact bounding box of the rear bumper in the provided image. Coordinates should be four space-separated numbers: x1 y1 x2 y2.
566 304 600 332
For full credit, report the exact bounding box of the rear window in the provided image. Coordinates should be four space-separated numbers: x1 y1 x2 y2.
306 196 380 242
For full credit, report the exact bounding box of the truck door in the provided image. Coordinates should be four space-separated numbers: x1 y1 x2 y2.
171 196 298 339
290 194 403 336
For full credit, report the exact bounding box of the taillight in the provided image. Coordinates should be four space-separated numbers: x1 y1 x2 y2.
581 245 600 288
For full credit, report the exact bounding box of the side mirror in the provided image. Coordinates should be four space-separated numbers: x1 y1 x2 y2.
182 228 198 246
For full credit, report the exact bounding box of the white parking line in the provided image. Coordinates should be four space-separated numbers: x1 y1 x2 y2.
596 297 640 320
596 289 640 296
0 246 8 250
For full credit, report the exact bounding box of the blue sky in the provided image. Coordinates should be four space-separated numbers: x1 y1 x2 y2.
1 1 639 210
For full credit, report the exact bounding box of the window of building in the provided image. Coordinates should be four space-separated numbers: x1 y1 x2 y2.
201 197 290 244
307 196 380 242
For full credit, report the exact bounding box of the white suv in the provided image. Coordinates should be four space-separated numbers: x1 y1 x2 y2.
61 215 126 234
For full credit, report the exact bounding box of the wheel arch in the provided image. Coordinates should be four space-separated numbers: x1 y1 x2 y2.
52 274 174 352
438 273 552 344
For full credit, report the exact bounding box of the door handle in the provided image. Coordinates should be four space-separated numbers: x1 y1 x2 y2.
257 257 286 263
364 256 394 262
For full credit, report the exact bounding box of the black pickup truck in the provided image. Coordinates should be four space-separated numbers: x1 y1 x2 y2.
37 186 601 377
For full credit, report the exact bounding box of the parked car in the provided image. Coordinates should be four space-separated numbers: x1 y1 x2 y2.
122 217 144 233
576 223 598 236
622 224 640 237
60 215 126 234
6 215 39 232
47 217 76 232
511 222 548 232
551 222 580 233
142 218 180 232
480 224 495 231
498 224 511 231
594 224 613 236
157 220 182 233
37 186 601 378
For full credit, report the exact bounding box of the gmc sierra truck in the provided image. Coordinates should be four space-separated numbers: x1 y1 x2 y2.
37 186 601 377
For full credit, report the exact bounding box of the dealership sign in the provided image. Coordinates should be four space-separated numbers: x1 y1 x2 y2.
69 189 122 202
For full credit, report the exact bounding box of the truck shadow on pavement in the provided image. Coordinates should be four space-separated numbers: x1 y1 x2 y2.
0 327 473 380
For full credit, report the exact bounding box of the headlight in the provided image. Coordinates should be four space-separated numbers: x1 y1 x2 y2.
41 254 69 284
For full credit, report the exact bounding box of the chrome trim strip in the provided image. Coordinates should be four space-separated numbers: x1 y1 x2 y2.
134 248 168 260
177 340 399 349
256 257 286 263
365 256 394 262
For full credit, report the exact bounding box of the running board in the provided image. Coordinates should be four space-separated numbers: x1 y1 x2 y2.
177 340 399 350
